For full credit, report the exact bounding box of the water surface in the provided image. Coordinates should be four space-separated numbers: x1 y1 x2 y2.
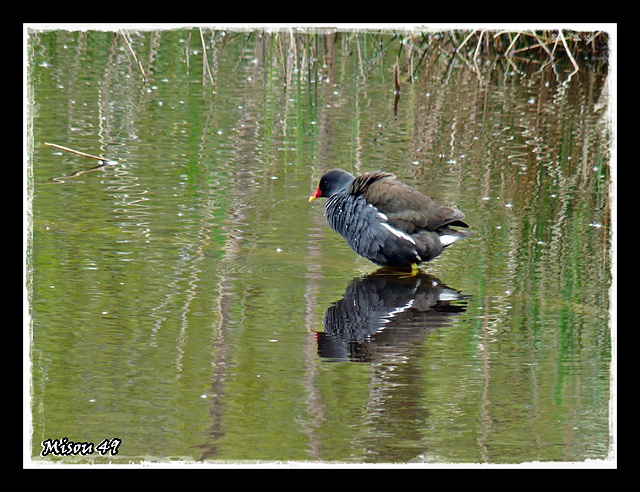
27 28 612 464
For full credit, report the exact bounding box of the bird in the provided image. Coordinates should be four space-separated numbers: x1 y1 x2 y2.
309 169 472 268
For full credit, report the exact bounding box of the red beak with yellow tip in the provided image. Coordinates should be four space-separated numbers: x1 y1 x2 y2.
309 187 322 202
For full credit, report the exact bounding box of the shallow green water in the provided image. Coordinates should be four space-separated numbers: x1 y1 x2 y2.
27 28 612 464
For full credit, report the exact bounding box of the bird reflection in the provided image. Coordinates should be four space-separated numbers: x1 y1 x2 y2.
316 270 469 362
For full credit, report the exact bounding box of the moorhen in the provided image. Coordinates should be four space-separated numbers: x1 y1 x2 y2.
309 169 471 268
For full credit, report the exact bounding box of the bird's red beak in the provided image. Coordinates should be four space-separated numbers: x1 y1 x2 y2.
309 187 322 202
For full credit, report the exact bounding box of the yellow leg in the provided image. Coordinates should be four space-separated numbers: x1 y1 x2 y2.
400 263 420 277
369 263 422 277
395 263 421 278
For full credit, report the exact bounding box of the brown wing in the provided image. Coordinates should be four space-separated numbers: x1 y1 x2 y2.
363 174 468 234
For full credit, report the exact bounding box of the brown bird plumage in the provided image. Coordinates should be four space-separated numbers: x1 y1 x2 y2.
359 172 469 234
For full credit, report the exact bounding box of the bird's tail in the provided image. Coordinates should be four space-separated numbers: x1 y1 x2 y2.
438 227 474 247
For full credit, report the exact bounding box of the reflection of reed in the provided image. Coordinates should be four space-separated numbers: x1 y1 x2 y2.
48 159 115 183
317 271 469 362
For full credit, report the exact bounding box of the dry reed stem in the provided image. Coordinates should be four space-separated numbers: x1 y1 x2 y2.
456 30 477 52
558 29 580 82
199 27 215 87
530 30 553 58
505 32 521 57
120 29 147 83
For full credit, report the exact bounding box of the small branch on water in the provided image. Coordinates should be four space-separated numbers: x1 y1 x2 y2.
45 142 116 165
45 142 116 183
46 142 103 161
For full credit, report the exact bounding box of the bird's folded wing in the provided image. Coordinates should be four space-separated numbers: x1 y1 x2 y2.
364 176 468 233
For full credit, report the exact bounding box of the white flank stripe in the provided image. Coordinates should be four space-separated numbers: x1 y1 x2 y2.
380 299 415 326
439 234 460 246
438 290 462 301
381 222 416 245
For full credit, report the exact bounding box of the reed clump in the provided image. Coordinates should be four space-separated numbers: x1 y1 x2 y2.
408 29 608 81
123 27 608 91
413 29 608 63
214 28 609 89
348 28 609 84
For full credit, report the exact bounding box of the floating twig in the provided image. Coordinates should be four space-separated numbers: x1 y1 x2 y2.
45 142 116 183
45 142 107 162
